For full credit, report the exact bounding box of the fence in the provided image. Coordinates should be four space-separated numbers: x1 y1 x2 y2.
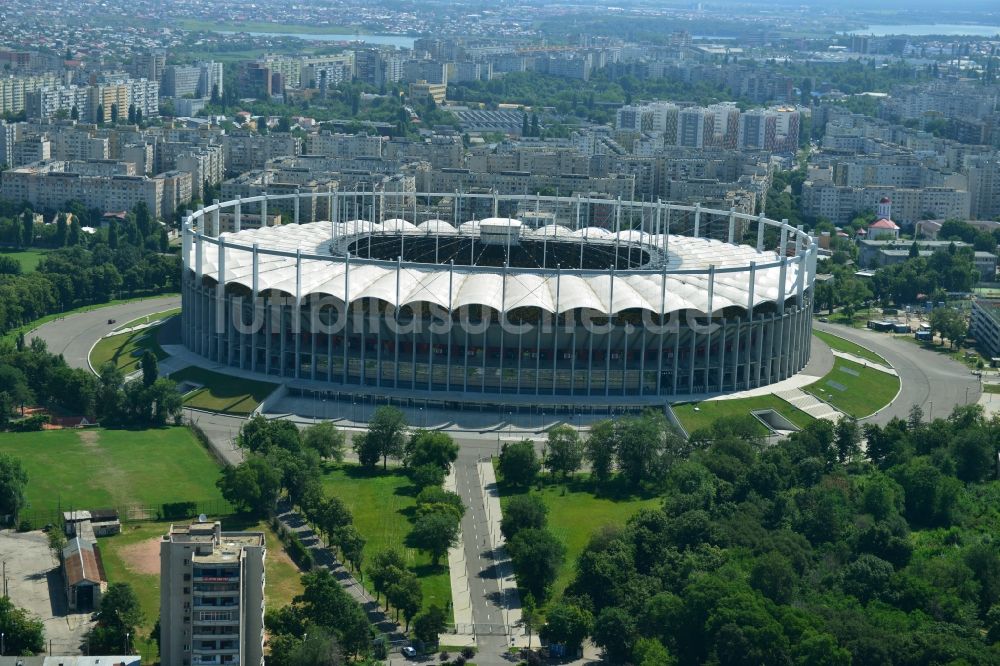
17 498 234 531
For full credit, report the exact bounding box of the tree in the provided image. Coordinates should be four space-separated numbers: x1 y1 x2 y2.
88 582 143 653
408 510 460 566
521 592 540 648
409 463 445 489
586 419 617 483
127 103 136 124
499 440 540 488
96 104 104 124
929 306 968 349
295 569 372 658
749 552 797 604
544 425 584 478
302 421 346 461
834 416 861 463
367 406 408 469
413 604 447 646
352 432 381 469
386 569 422 629
506 528 565 599
316 495 353 546
405 430 458 471
70 104 78 121
633 637 677 666
500 493 548 539
368 549 406 603
271 627 343 666
140 350 158 387
134 201 151 239
415 486 465 520
110 103 119 124
135 108 143 125
0 596 45 655
0 453 28 524
216 456 282 515
593 606 637 664
540 602 593 655
335 524 365 574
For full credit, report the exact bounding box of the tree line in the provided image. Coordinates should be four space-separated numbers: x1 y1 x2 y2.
0 199 178 339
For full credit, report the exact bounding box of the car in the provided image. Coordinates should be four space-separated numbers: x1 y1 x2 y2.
401 646 417 658
107 318 116 325
818 317 828 322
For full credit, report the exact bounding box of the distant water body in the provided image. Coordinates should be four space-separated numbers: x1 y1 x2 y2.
220 30 416 49
852 23 1000 37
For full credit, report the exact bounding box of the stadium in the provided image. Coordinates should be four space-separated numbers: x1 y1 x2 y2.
180 192 817 410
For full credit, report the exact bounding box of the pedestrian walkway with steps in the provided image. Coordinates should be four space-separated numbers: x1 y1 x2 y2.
776 389 844 421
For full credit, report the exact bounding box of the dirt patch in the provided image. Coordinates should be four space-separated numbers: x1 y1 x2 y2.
77 430 100 447
117 536 161 576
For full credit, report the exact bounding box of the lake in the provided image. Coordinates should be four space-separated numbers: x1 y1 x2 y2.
852 23 1000 37
218 30 416 49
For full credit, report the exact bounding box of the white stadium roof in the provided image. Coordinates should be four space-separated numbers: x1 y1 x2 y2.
189 221 807 316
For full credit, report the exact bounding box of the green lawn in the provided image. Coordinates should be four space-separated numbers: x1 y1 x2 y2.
983 384 1000 395
496 473 660 605
672 394 815 435
803 358 900 418
321 464 451 616
0 427 230 521
90 322 171 373
100 516 303 661
0 248 47 272
113 307 181 332
169 366 278 415
813 330 888 365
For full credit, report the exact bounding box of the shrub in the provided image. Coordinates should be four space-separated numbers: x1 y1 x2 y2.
160 501 198 520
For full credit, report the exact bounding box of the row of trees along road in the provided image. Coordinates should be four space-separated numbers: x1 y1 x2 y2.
217 416 377 661
359 406 459 646
533 405 1000 665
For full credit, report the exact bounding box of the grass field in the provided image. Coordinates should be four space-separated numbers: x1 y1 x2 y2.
321 464 451 616
983 384 1000 395
813 330 889 365
672 394 815 435
169 366 278 415
0 427 230 520
99 516 303 660
496 473 660 605
0 248 47 272
113 308 181 332
90 324 170 373
803 358 900 418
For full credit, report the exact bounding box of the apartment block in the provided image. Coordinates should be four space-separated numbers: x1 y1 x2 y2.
1 160 168 218
160 521 265 666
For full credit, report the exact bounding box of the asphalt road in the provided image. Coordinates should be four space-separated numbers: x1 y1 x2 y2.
814 322 981 424
29 295 181 372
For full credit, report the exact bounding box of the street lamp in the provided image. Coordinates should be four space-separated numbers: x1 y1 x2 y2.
125 632 130 655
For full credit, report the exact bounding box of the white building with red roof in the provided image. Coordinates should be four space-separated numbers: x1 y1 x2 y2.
868 197 900 240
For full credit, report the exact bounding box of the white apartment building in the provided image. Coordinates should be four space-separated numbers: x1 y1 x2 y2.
160 521 265 666
305 131 384 159
801 181 971 225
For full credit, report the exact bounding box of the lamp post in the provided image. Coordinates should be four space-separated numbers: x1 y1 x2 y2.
125 632 130 655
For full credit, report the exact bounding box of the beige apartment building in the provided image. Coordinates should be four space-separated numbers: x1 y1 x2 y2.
159 520 265 666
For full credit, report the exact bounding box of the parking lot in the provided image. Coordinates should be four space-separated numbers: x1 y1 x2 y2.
0 529 94 655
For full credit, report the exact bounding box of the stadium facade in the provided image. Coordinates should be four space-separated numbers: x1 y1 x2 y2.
181 192 817 408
